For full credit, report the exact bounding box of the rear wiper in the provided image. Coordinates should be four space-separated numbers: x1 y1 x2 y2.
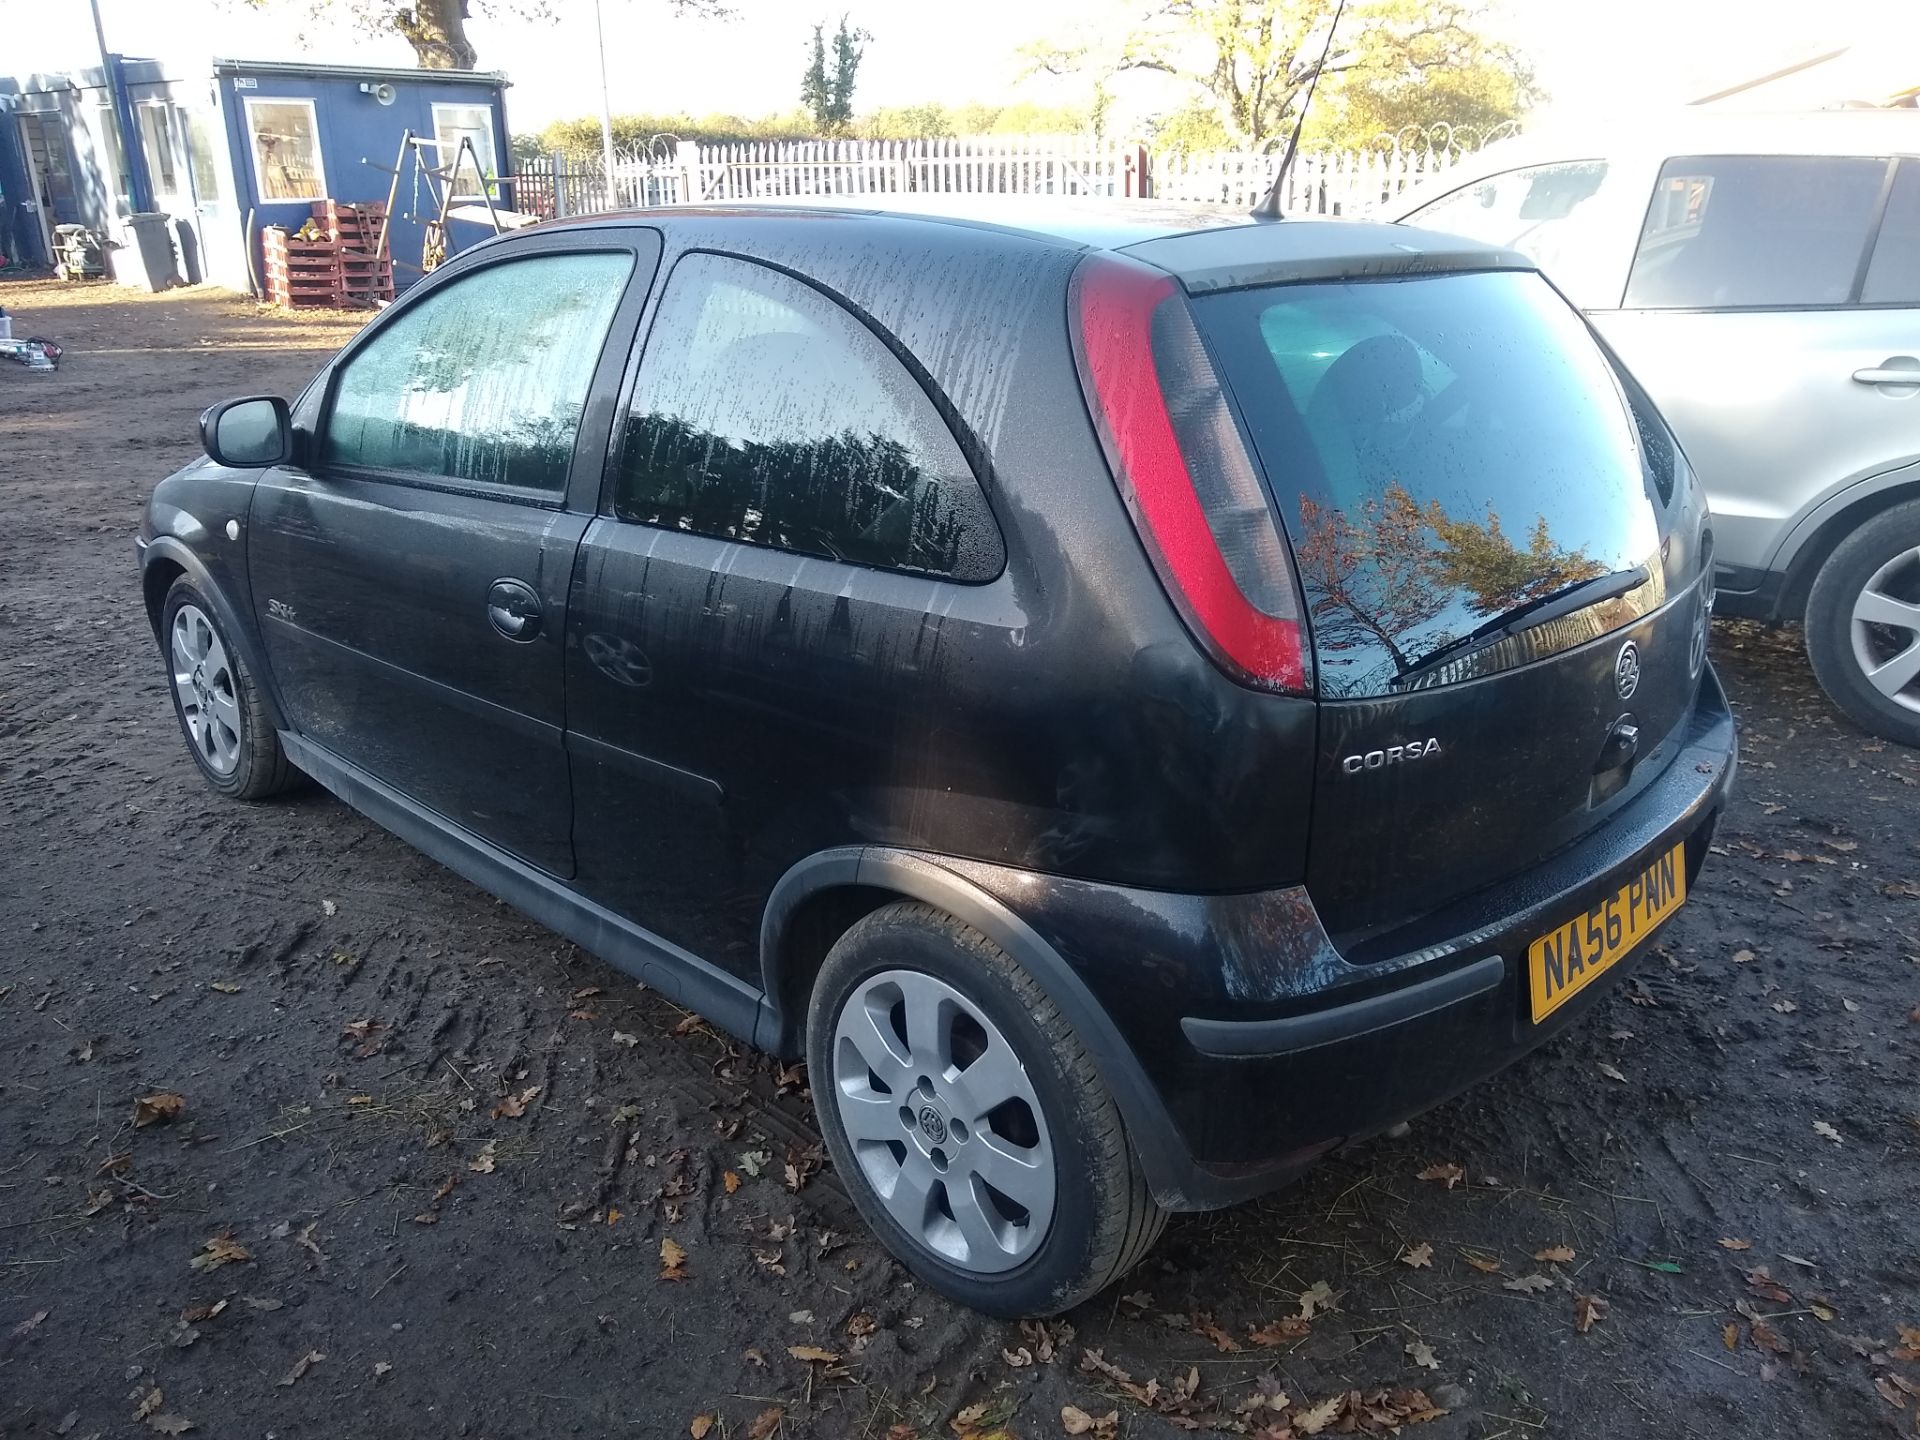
1394 565 1649 685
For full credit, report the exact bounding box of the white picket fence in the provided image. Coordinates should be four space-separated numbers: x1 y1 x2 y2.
511 134 1487 220
1155 144 1467 216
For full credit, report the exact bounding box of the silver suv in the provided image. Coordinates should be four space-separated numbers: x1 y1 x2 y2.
1390 111 1920 745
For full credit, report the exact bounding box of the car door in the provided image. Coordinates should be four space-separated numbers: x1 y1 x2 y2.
249 230 659 876
562 250 1007 972
1587 154 1920 582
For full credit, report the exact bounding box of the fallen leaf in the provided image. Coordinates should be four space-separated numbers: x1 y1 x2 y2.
1534 1245 1575 1263
1597 1061 1628 1084
788 1344 839 1363
611 1031 640 1047
491 1085 542 1120
1405 1339 1440 1369
1504 1274 1555 1294
660 1236 688 1281
179 1300 226 1325
739 1150 772 1178
1723 1322 1740 1351
1813 1121 1844 1144
1416 1162 1465 1189
1780 1254 1819 1270
1745 1267 1793 1303
135 1390 163 1420
747 1407 783 1440
321 898 338 916
1809 1297 1837 1322
373 1360 393 1378
572 987 605 1000
1750 1317 1791 1354
690 1418 714 1439
243 1296 282 1311
1718 1238 1753 1251
1772 997 1799 1014
1574 1294 1609 1333
133 1093 186 1128
468 1140 498 1174
146 1416 194 1436
1191 1312 1242 1353
1297 1279 1336 1319
188 1235 251 1272
723 1170 742 1195
1732 948 1755 964
8 1310 49 1341
277 1349 324 1386
1293 1394 1345 1436
1843 998 1861 1013
1247 1316 1311 1346
1400 1242 1434 1269
605 1208 622 1225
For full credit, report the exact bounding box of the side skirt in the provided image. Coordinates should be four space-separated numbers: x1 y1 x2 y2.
278 731 770 1047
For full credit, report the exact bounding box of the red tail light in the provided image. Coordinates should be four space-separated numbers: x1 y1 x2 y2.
1069 254 1309 694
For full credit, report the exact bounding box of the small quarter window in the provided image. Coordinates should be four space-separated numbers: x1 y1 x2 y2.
323 251 634 492
615 253 1004 582
1406 161 1610 302
1624 154 1888 310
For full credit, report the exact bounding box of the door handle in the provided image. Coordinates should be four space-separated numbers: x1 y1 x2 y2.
486 578 543 641
1852 358 1920 388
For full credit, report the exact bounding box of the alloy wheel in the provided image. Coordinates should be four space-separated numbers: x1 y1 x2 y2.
1849 546 1920 715
171 604 243 775
830 968 1056 1274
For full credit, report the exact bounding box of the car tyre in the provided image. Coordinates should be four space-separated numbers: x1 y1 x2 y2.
807 901 1165 1317
161 577 301 800
1805 500 1920 749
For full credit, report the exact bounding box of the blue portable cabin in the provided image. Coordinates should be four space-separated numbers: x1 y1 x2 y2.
212 58 513 294
0 55 512 296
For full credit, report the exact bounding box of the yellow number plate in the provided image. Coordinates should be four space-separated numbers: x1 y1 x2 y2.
1528 842 1687 1023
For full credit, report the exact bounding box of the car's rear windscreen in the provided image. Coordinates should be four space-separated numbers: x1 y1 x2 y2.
1194 269 1665 699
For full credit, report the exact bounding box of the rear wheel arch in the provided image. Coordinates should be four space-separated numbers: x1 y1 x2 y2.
1775 473 1920 622
757 847 1195 1207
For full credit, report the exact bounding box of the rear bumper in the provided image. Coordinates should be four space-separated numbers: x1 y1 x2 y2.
948 665 1737 1210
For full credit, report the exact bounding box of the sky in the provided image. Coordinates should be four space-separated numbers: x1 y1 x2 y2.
4 0 1915 134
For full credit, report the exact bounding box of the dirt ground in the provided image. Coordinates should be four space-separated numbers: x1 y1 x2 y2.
2 277 1918 1440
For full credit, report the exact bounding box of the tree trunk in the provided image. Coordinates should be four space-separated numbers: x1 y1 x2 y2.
392 0 477 70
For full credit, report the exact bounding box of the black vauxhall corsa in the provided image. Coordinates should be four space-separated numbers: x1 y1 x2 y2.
138 199 1736 1317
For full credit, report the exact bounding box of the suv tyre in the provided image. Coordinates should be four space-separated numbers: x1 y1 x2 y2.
807 901 1165 1317
1805 500 1920 748
161 577 300 800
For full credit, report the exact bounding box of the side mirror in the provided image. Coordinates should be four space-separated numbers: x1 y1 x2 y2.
199 395 292 468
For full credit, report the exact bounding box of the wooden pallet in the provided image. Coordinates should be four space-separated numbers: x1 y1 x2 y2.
262 221 394 309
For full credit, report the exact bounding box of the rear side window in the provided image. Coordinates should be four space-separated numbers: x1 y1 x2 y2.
1198 270 1662 698
1623 155 1889 310
615 252 1004 582
324 251 633 492
1863 159 1920 305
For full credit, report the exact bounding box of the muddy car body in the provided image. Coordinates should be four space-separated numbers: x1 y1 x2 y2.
137 201 1736 1315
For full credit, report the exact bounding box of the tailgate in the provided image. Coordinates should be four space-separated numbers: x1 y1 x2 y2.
1192 266 1713 944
